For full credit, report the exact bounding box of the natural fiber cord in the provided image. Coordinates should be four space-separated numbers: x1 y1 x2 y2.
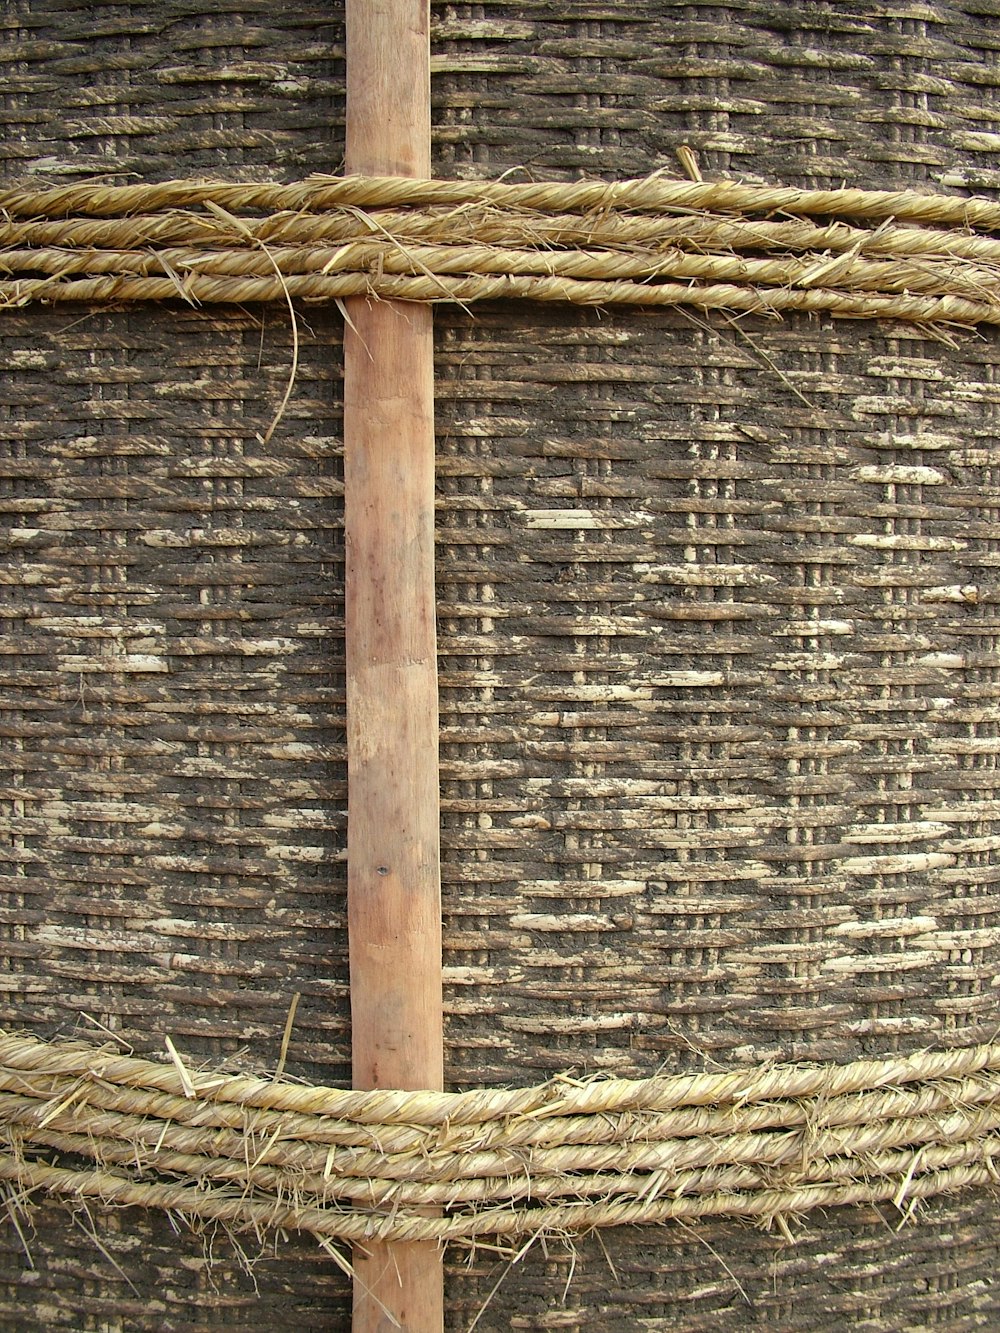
2 1031 999 1244
3 172 1000 325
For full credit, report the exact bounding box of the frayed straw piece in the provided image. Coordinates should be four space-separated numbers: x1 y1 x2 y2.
164 1037 196 1100
203 199 299 446
1 1183 35 1269
335 202 474 314
76 1013 134 1052
156 253 201 308
274 993 300 1083
334 295 372 359
467 1231 541 1333
70 1201 142 1298
672 1216 753 1308
315 1233 404 1332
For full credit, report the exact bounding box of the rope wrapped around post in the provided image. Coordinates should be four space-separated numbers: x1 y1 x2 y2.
2 173 1000 326
1 1031 999 1246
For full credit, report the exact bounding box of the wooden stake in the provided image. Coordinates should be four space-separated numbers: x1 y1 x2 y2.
344 3 443 1330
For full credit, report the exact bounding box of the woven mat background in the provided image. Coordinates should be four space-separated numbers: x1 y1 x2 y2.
3 1 1000 1328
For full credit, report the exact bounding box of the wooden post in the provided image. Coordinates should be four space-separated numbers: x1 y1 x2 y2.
344 2 443 1330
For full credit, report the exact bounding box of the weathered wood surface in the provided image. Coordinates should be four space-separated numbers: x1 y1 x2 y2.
344 1 443 1329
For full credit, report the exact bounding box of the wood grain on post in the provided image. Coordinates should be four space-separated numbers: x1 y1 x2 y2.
344 2 444 1330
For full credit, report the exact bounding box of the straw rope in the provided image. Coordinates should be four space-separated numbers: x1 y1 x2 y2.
3 172 1000 325
5 173 1000 225
3 1032 999 1244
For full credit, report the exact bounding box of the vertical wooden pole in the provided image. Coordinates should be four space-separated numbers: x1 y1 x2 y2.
344 3 443 1330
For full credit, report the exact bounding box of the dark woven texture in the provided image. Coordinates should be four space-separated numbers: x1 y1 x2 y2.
3 1 1000 1328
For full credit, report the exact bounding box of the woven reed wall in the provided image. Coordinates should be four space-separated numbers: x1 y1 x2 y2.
3 1 1000 1329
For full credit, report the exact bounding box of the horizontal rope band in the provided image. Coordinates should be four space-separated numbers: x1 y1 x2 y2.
7 205 1000 266
3 1031 1000 1245
4 172 1000 227
2 172 1000 325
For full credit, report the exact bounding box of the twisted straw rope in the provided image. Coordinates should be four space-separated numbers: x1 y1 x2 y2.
3 1032 1000 1243
4 174 1000 224
2 172 1000 324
